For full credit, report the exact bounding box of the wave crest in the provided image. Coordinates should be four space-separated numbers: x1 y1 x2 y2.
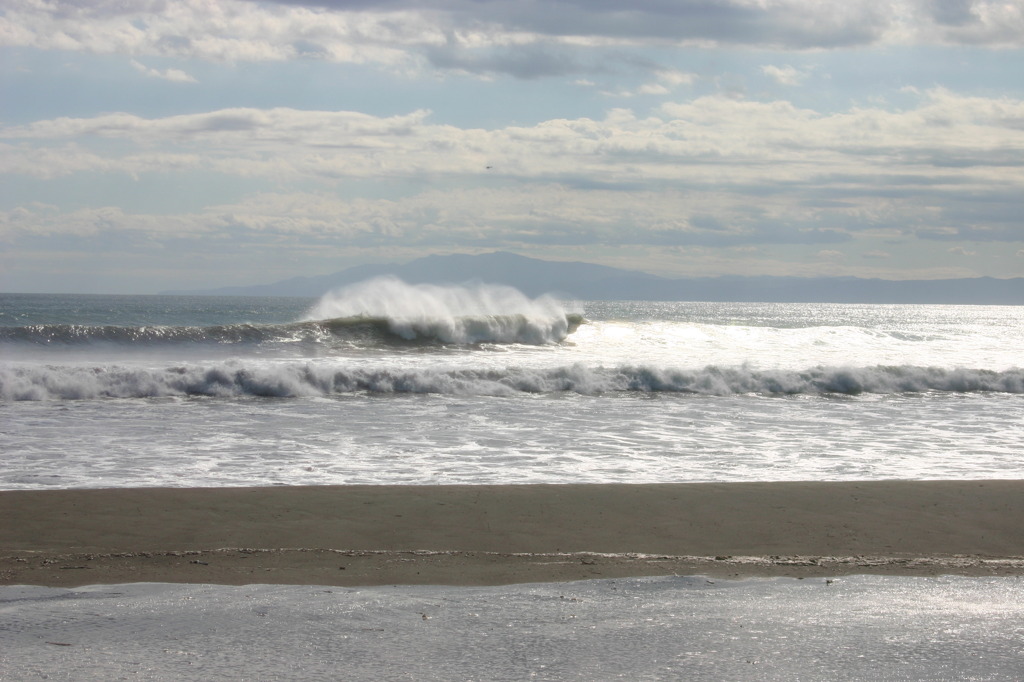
3 363 1022 401
0 279 584 350
305 277 580 344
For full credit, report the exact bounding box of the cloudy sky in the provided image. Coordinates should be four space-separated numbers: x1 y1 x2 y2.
2 0 1023 293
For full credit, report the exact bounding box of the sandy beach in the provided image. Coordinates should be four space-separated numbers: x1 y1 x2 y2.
3 481 1023 587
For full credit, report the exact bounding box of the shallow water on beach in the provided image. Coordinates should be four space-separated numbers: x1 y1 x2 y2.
3 576 1023 681
2 290 1022 489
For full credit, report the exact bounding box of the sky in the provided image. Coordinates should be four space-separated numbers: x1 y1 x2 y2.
1 0 1023 294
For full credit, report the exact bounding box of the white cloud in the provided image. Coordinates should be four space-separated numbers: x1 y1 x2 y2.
0 0 419 65
3 88 1023 261
635 83 671 96
0 203 209 239
4 88 1023 200
655 69 696 87
761 64 806 86
610 69 697 97
1 0 1021 79
130 60 197 83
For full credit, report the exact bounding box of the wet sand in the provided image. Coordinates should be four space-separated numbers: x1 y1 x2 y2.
3 481 1023 586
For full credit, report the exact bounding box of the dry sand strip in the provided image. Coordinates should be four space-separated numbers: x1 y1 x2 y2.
3 481 1024 587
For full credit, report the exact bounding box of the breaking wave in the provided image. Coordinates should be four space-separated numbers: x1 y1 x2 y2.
0 279 584 350
3 363 1022 401
0 314 584 350
305 277 581 344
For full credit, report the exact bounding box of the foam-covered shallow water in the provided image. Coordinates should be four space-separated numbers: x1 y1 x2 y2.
2 576 1022 680
2 286 1022 489
4 391 1022 488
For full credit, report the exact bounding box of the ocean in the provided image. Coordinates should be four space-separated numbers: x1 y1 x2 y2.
1 278 1022 490
3 280 1024 679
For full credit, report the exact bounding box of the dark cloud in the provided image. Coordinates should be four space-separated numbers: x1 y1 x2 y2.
928 0 977 26
897 148 1024 169
257 0 891 49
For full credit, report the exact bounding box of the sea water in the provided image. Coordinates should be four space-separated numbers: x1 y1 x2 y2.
3 576 1023 680
1 280 1022 489
3 283 1024 680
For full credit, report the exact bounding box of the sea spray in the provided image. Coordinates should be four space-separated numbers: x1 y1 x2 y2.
304 277 581 344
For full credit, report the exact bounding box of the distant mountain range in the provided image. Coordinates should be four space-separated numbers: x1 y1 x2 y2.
162 252 1024 304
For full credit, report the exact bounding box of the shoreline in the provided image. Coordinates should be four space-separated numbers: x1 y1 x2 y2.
3 481 1024 587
